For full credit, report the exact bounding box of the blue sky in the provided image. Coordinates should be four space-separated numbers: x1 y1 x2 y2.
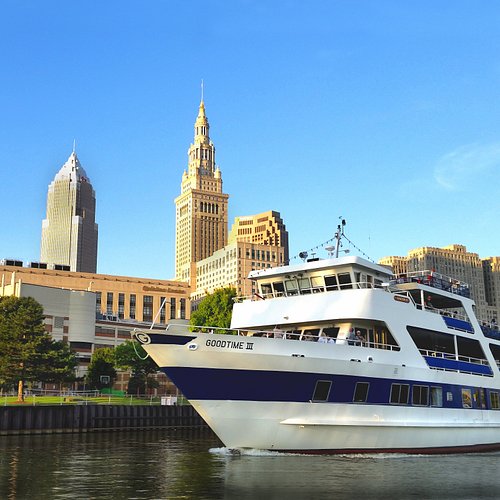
1 1 499 279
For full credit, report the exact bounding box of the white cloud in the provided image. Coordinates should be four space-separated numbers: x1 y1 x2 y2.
434 142 500 191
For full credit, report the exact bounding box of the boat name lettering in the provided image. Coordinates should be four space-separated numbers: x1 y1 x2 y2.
394 295 410 303
205 339 254 350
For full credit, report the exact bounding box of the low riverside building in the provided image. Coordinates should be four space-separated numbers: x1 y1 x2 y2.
0 263 191 323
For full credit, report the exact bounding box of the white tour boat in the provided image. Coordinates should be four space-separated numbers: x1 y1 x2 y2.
134 230 500 454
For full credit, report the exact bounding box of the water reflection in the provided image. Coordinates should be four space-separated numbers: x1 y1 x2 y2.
1 431 500 499
0 431 225 499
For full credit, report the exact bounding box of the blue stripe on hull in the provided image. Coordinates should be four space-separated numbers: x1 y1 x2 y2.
161 366 498 410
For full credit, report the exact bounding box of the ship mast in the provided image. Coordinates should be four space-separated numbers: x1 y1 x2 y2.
334 218 346 258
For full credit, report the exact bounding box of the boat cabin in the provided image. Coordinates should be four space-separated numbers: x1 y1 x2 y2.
250 256 393 299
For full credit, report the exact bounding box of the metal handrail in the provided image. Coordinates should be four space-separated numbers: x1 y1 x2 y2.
419 349 488 366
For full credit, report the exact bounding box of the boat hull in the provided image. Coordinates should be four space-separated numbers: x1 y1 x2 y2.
140 331 500 454
188 399 500 454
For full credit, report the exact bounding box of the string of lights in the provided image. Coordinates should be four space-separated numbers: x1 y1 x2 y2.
288 234 374 264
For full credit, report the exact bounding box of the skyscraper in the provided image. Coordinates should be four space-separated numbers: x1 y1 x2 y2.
175 99 229 283
40 150 98 273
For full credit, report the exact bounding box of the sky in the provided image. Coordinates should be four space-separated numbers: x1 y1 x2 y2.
1 1 499 279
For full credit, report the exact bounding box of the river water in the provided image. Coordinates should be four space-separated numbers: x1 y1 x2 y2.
1 430 500 499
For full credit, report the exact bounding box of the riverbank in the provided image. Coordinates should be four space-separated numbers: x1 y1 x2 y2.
0 404 209 435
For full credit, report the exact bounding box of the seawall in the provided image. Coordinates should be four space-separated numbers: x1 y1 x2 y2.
0 405 209 435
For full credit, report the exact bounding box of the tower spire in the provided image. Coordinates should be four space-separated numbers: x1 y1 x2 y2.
73 139 76 154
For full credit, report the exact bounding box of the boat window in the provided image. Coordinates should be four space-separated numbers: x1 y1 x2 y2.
407 326 455 356
472 388 486 409
260 283 272 297
284 279 298 296
462 388 472 408
312 380 332 402
488 344 500 368
490 391 500 409
323 327 340 340
272 281 285 296
430 386 443 407
412 385 429 406
301 329 320 341
288 329 301 340
324 275 338 291
390 384 409 404
298 277 311 294
457 337 487 363
311 276 325 292
373 325 400 350
338 273 353 289
353 382 369 402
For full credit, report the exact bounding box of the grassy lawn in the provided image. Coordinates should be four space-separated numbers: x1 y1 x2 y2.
1 395 187 406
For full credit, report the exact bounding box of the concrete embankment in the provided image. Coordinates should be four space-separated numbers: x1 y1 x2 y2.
0 404 209 435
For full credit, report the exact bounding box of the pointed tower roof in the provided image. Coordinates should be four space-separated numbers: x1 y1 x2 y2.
54 151 90 182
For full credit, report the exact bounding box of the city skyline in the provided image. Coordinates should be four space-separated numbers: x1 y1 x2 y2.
1 2 499 280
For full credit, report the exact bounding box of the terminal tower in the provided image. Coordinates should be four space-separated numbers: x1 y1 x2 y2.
175 99 229 283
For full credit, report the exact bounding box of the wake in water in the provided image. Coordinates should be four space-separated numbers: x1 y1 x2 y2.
209 447 442 459
209 447 294 457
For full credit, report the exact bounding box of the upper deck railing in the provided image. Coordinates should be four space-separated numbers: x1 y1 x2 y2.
390 270 471 298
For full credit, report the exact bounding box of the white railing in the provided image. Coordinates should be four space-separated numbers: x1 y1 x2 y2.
190 325 400 351
419 349 489 366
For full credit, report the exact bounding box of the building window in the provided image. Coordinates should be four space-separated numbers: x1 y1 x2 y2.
170 298 176 319
160 296 166 323
54 316 65 329
95 292 102 314
180 298 186 319
130 294 136 320
106 292 114 315
143 295 153 323
118 293 125 319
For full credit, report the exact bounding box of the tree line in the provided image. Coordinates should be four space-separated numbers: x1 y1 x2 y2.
0 296 159 399
1 287 236 400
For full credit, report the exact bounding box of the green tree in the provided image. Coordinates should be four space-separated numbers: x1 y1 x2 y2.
190 287 236 332
0 295 63 401
85 347 117 390
114 340 159 394
35 338 78 387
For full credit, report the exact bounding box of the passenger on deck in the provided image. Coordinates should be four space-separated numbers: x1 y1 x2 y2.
318 333 328 343
347 328 356 345
273 327 284 339
355 331 366 346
